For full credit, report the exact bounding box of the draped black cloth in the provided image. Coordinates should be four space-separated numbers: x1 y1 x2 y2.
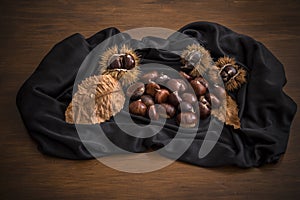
16 22 297 167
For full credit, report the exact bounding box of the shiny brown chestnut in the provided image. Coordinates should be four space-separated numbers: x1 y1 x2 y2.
155 89 170 104
129 100 147 116
220 65 237 82
156 73 171 84
148 105 159 120
108 53 136 70
168 91 182 107
179 71 193 81
194 77 208 88
206 93 221 108
190 78 207 96
182 93 198 105
198 96 211 119
157 103 176 118
176 112 198 128
141 71 159 83
146 82 160 97
123 53 136 70
166 79 187 93
141 95 154 107
178 101 194 113
126 82 145 100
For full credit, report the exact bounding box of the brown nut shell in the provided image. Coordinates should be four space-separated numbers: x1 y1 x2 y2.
141 95 155 107
141 71 158 83
155 89 170 104
168 91 182 107
157 103 176 118
178 101 194 113
148 105 159 120
191 78 207 96
176 112 198 128
129 100 147 116
126 82 145 100
182 93 198 105
179 71 193 81
166 79 187 93
156 73 171 84
199 96 211 119
146 82 160 97
206 93 221 108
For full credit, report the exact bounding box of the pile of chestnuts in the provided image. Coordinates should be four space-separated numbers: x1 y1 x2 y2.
126 70 225 128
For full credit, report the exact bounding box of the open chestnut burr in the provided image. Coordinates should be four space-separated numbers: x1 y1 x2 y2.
108 53 136 70
220 64 237 82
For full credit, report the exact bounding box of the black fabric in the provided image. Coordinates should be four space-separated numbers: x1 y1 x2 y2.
16 22 297 167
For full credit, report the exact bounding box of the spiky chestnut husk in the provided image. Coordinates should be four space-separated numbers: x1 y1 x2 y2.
99 45 140 86
210 93 241 129
181 44 214 78
215 57 247 91
65 74 125 124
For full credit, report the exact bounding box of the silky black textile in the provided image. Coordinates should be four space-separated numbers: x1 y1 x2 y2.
16 22 297 167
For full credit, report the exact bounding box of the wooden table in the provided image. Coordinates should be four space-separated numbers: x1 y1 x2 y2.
1 0 299 199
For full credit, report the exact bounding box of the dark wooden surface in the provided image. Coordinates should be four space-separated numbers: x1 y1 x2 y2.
0 0 299 199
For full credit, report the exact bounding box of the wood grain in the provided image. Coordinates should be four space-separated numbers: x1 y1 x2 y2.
0 0 299 199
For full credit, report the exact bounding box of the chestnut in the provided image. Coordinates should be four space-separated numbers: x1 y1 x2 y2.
168 91 182 107
148 105 159 120
198 96 211 119
129 100 147 116
155 89 170 104
179 71 193 81
141 95 154 107
220 65 237 82
157 103 176 118
156 73 171 84
178 101 194 113
108 53 136 70
107 54 122 69
166 79 187 93
190 78 207 96
146 82 160 97
141 71 158 83
123 53 136 70
126 82 145 100
182 93 198 105
206 93 221 108
212 84 226 99
194 77 208 88
176 112 198 128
